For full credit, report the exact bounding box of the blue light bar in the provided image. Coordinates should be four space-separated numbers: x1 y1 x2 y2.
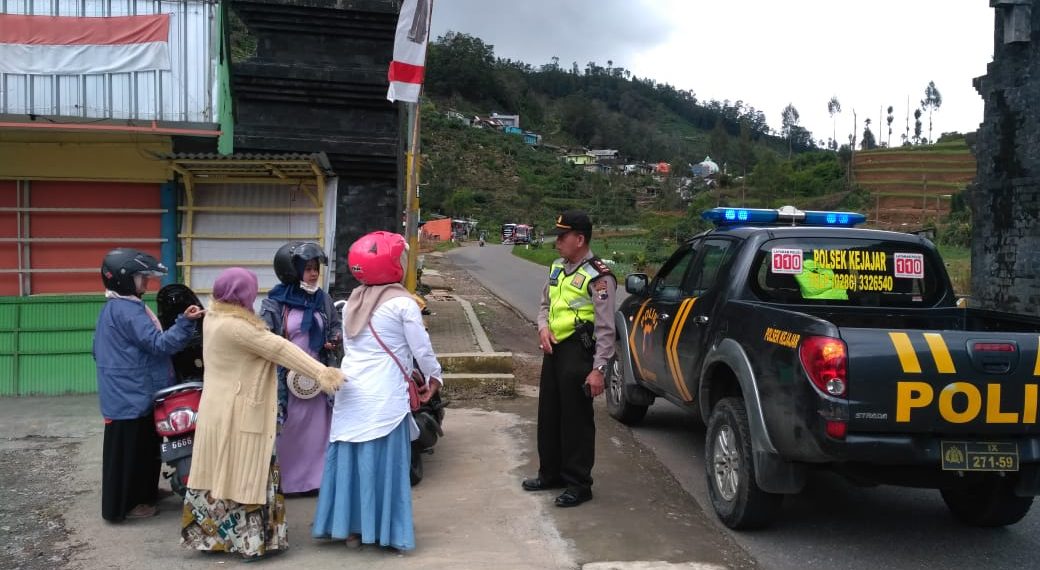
702 206 866 227
802 210 866 227
702 208 778 225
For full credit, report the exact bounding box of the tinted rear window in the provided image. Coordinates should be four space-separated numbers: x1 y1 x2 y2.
750 237 946 307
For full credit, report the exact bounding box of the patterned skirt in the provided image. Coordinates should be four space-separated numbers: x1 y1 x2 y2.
180 459 288 560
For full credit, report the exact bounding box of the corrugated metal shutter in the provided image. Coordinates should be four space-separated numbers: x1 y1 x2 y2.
26 181 163 294
0 181 18 295
183 182 337 308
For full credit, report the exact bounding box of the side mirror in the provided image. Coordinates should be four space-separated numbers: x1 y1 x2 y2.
625 273 649 296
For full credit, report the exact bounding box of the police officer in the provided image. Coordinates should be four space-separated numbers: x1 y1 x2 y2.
522 210 617 507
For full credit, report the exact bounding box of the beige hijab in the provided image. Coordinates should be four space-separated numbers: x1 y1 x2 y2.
343 283 413 338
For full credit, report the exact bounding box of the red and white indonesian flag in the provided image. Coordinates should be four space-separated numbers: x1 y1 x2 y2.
386 0 431 103
0 14 171 75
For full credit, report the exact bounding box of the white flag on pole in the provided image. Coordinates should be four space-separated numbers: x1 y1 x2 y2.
386 0 431 103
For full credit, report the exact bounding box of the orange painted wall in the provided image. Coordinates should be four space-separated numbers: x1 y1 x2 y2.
421 218 451 241
0 181 162 295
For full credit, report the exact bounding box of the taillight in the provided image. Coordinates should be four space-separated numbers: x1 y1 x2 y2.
973 342 1015 352
169 408 196 432
799 336 848 398
155 407 197 436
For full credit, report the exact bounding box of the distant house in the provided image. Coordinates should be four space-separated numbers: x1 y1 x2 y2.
472 116 505 130
690 156 720 178
445 111 471 126
589 149 620 161
490 113 520 128
622 163 655 176
522 132 543 145
564 152 596 166
503 126 523 135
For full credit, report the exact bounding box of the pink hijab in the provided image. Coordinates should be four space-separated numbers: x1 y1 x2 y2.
212 267 258 308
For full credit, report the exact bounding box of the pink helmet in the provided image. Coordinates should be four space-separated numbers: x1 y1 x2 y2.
348 231 407 285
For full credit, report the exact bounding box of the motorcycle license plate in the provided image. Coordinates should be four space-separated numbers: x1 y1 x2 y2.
161 435 193 455
940 441 1018 472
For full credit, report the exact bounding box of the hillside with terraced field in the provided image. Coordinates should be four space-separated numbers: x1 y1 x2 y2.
853 142 975 231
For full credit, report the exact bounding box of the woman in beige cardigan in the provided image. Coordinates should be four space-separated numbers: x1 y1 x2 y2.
180 267 344 561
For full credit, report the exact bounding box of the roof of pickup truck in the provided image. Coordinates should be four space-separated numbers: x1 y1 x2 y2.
701 224 933 245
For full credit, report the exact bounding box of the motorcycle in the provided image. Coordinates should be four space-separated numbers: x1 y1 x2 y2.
333 299 446 486
410 387 446 486
152 283 206 496
479 237 486 247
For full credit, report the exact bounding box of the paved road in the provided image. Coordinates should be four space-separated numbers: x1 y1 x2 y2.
449 243 1040 570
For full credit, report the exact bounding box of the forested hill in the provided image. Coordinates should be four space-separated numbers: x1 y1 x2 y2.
424 32 812 162
418 32 816 229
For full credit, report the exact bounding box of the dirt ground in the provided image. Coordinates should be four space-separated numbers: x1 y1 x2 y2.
0 437 80 570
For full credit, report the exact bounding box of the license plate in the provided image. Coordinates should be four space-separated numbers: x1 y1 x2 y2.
160 435 193 455
941 441 1019 472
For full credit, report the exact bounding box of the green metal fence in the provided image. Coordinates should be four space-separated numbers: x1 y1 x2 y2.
0 295 155 396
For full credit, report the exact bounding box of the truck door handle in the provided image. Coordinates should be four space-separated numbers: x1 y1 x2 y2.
660 313 671 320
694 315 709 325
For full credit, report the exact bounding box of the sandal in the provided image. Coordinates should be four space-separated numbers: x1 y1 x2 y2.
125 504 158 519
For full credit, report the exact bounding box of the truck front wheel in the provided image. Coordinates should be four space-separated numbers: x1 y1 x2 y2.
940 475 1034 527
605 339 650 425
705 397 783 529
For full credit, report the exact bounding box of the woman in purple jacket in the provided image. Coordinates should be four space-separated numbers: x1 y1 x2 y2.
93 248 203 522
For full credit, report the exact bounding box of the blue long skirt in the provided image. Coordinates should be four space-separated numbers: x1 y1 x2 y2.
311 419 415 551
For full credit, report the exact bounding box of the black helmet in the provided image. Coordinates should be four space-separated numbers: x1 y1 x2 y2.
101 248 167 296
273 242 328 285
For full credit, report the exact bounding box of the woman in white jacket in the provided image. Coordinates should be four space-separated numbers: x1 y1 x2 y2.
311 231 443 551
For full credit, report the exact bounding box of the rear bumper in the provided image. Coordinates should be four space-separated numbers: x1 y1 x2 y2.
817 434 1040 495
833 433 1040 465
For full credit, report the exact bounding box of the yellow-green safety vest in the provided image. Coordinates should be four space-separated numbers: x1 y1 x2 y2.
794 259 849 300
547 258 604 341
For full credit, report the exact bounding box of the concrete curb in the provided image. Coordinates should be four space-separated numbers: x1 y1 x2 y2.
453 294 495 352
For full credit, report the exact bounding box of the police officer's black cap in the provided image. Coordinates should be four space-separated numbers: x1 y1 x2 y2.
549 210 592 236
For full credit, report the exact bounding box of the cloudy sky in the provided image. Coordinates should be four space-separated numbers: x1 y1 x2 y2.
429 0 995 147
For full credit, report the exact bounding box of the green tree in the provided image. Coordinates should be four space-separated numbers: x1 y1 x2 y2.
781 103 800 159
710 117 730 166
827 96 841 151
886 105 894 147
737 119 755 177
913 108 923 144
426 32 500 102
861 118 877 150
921 81 942 144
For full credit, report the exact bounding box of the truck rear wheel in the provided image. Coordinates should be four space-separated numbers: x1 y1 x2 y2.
705 397 783 529
940 475 1034 527
605 339 650 425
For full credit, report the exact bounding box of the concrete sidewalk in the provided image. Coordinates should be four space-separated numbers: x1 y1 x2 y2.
0 291 748 569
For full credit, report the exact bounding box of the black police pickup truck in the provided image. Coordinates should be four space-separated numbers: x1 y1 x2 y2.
608 205 1040 529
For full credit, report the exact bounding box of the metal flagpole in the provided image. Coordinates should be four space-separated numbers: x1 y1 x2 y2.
404 100 422 292
398 0 433 293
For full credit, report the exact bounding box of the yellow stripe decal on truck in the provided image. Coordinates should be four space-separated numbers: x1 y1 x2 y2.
889 332 922 373
1034 335 1040 376
923 333 956 374
628 299 654 381
666 298 696 401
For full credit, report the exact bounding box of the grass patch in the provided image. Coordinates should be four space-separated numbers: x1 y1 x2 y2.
937 245 971 296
